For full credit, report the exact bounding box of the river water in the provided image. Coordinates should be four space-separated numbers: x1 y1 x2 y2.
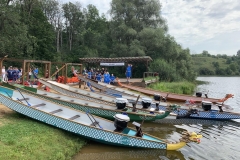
74 77 240 160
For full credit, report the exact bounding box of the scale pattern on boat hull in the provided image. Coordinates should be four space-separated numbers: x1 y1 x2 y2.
0 94 167 149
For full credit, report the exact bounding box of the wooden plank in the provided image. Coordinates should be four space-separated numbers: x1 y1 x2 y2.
69 115 80 120
31 103 46 108
49 109 62 114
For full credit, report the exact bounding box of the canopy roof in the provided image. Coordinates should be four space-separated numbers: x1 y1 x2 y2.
79 56 152 63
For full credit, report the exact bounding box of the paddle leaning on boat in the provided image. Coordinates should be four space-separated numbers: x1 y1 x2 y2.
0 86 202 150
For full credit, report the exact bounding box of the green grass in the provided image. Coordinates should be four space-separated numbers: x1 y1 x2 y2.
148 81 196 95
192 57 228 73
143 76 159 81
0 112 86 160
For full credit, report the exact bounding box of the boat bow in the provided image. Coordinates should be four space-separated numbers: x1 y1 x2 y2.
167 131 202 150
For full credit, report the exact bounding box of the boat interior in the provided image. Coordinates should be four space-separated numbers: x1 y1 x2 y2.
44 80 138 105
0 88 164 143
35 89 166 115
33 82 168 115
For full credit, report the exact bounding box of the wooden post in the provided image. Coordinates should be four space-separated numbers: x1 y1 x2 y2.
64 63 67 84
26 62 30 81
21 60 26 84
0 55 8 75
48 63 51 79
44 63 48 78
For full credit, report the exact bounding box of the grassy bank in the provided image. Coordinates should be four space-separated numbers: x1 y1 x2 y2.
0 110 86 160
148 81 196 95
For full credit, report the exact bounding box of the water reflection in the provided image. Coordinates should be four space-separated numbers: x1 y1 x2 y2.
75 77 240 160
74 141 185 160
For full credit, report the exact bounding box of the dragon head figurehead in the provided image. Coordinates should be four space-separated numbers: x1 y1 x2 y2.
166 104 181 111
180 131 202 144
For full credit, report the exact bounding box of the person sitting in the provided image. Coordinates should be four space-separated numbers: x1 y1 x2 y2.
110 74 115 84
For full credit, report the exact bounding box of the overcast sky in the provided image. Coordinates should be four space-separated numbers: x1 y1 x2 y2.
61 0 240 56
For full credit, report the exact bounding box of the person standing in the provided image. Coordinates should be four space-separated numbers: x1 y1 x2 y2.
110 74 115 84
28 69 32 80
2 66 6 82
126 64 132 82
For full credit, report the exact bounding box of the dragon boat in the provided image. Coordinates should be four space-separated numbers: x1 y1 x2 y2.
0 87 202 150
0 85 174 121
3 82 239 120
77 75 233 104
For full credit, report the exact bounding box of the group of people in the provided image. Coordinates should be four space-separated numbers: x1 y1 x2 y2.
1 66 40 82
83 67 116 84
83 64 133 84
1 66 23 82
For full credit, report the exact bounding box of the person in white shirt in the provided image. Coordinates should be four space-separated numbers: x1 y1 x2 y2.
2 66 6 82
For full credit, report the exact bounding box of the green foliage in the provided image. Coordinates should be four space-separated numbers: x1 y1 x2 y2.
1 0 200 81
192 53 240 76
148 81 196 95
0 112 85 160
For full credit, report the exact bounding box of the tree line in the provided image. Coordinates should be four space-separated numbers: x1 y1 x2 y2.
192 50 240 76
0 0 196 81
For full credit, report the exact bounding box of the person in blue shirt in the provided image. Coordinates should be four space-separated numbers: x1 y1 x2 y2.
126 64 132 82
96 73 102 82
104 72 110 84
7 66 14 81
110 74 115 84
88 70 92 79
34 68 38 75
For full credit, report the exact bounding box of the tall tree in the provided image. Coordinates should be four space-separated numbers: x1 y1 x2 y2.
62 2 84 51
0 0 34 57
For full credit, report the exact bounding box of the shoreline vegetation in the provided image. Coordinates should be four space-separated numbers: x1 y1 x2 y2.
148 80 209 95
0 106 86 160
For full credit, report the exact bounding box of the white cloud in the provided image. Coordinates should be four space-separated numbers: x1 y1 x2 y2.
61 0 240 55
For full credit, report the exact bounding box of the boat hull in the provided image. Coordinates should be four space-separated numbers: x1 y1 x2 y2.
0 94 168 149
0 83 170 121
160 106 240 120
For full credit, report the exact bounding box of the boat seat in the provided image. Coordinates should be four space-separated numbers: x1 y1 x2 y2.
70 100 74 102
90 121 99 126
55 97 60 99
42 94 47 95
31 103 46 108
18 98 30 101
49 109 62 114
132 121 143 138
69 115 80 120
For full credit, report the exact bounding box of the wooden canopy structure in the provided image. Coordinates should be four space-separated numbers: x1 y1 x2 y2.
50 62 82 84
0 56 82 84
79 56 153 64
0 57 51 84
